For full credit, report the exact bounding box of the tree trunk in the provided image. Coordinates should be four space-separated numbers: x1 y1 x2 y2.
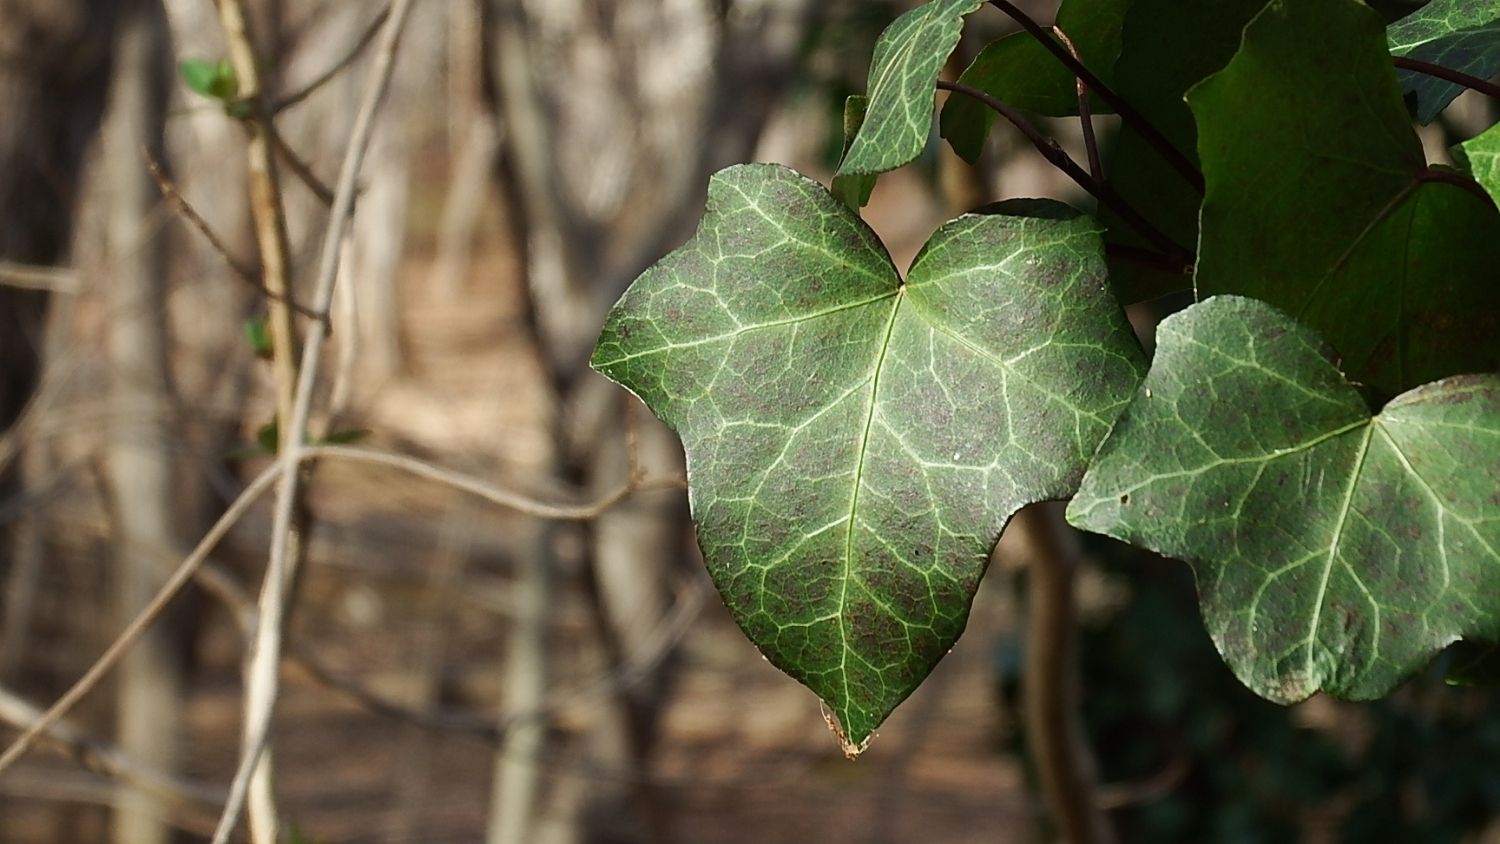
96 3 182 843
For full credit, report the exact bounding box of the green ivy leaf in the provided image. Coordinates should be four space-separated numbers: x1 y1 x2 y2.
179 58 239 101
1452 120 1500 206
1068 295 1500 704
836 0 986 178
1388 0 1500 123
940 0 1131 164
1189 0 1500 397
832 96 877 210
592 164 1145 750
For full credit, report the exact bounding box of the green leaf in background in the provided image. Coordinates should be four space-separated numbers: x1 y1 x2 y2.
1100 0 1266 303
1388 0 1500 124
256 419 280 455
832 96 877 210
1189 0 1500 397
836 0 985 178
1452 120 1500 206
940 0 1131 164
253 419 368 455
178 58 239 101
245 317 273 359
592 164 1144 749
1068 296 1500 704
319 428 371 446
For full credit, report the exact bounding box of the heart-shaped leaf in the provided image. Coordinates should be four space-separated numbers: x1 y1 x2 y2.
593 164 1145 750
1068 295 1500 704
1389 0 1500 123
837 0 985 178
1189 0 1500 397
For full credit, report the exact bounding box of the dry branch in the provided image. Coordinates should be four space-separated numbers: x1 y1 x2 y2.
211 1 419 840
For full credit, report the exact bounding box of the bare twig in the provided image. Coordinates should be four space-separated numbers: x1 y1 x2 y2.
143 149 327 322
1393 55 1500 103
986 0 1204 194
0 261 79 294
291 577 708 744
1015 504 1114 844
1054 25 1102 184
211 0 318 836
0 769 222 838
215 0 300 441
937 81 1193 266
272 3 392 114
212 2 418 841
268 124 335 205
301 444 682 520
0 463 283 776
289 647 503 740
0 684 225 807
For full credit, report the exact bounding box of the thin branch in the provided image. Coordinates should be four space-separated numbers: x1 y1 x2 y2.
1054 25 1102 184
1418 164 1498 209
0 770 222 838
212 0 317 836
1393 55 1500 103
0 684 225 807
986 0 1204 194
290 647 503 741
212 2 417 841
271 3 392 114
292 578 708 744
0 261 79 294
220 12 300 449
937 81 1194 265
268 125 335 205
301 444 683 520
0 463 284 776
143 149 328 323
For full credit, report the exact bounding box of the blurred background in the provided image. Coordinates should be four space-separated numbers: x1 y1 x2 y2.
1 0 1498 842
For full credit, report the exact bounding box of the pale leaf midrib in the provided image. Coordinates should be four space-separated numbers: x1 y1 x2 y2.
835 290 905 719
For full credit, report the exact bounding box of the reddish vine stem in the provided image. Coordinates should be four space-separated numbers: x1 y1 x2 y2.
937 81 1193 270
986 0 1204 194
1054 25 1102 184
1392 56 1500 102
1418 166 1497 209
